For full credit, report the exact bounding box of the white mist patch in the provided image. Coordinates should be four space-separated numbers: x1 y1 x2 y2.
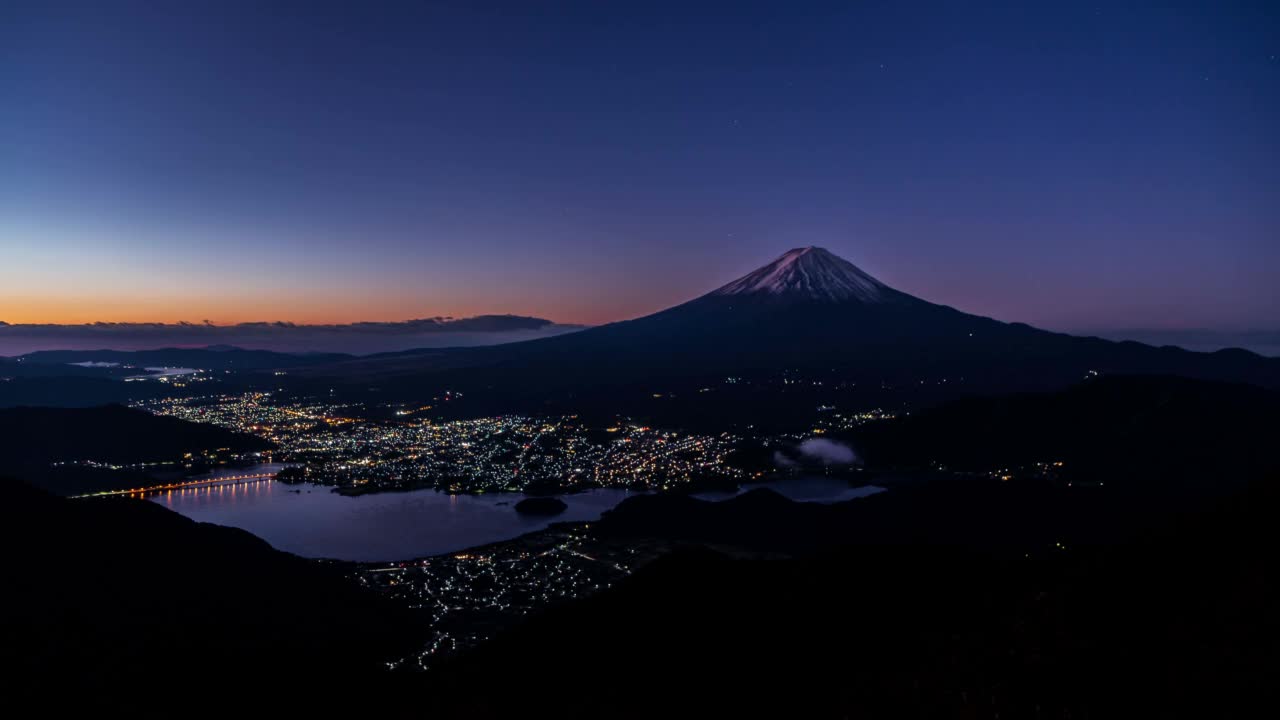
772 451 799 468
797 438 860 465
773 438 861 467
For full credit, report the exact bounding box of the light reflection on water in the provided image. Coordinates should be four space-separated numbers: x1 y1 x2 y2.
154 475 642 562
152 466 883 562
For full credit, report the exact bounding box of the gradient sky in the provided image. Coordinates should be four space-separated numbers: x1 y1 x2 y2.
2 1 1277 330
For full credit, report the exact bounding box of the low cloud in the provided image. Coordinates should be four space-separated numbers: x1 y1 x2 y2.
798 438 860 465
772 451 798 468
0 315 587 356
772 438 862 468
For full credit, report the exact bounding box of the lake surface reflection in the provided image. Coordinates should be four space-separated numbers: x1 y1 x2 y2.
152 468 883 562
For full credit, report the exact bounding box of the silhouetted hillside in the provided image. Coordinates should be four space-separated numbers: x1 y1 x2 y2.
0 347 349 408
0 404 271 494
407 376 1278 717
0 376 172 408
854 374 1280 487
422 479 1277 718
2 479 425 714
0 357 130 378
592 376 1280 553
6 375 1274 718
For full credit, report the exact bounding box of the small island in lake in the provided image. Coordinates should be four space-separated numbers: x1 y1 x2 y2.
514 497 568 516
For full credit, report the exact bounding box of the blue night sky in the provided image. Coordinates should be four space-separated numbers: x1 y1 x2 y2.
2 1 1277 332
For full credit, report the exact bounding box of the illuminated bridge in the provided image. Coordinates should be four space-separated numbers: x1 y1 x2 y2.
71 472 280 499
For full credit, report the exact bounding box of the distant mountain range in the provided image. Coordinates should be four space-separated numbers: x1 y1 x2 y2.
6 249 1277 418
1087 327 1280 357
13 346 354 371
299 248 1280 415
0 344 367 407
0 347 358 407
0 315 583 355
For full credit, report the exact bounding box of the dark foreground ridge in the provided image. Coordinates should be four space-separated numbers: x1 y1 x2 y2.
414 375 1279 717
424 480 1278 718
3 372 1276 717
1 478 425 715
0 404 273 495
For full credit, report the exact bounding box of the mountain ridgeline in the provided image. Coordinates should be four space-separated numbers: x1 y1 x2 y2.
16 346 354 371
2 479 424 714
301 248 1280 419
0 405 272 495
0 346 357 408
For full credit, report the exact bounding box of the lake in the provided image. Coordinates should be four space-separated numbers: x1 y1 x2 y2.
152 466 884 562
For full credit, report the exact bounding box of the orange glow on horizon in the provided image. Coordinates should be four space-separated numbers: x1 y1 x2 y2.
0 291 665 327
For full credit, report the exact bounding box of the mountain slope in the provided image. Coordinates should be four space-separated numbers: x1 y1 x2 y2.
421 480 1278 718
0 404 272 494
854 374 1280 482
301 248 1280 415
2 479 423 714
417 374 1280 717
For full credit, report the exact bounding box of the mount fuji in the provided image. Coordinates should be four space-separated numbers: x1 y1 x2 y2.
306 247 1280 416
709 246 901 303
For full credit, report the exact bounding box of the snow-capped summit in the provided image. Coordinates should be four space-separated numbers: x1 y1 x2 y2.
711 247 892 303
312 245 1280 399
